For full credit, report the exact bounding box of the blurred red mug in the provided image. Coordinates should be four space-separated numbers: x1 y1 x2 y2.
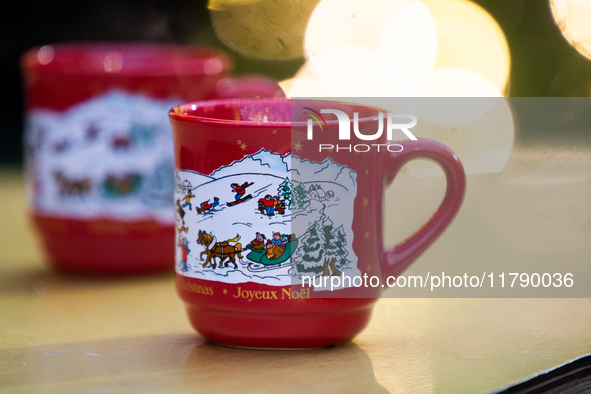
169 98 466 348
20 42 282 275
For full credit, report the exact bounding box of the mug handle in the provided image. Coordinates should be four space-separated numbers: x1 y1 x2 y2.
381 138 466 278
214 75 285 99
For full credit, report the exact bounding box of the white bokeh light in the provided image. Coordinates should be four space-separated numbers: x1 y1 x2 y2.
380 1 437 96
550 0 591 60
406 68 514 176
295 0 514 176
424 0 511 94
305 0 437 96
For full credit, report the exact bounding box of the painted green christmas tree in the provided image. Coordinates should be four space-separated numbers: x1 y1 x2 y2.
293 182 309 209
322 220 338 256
333 225 349 267
278 178 292 208
322 220 349 268
294 221 325 274
302 222 324 262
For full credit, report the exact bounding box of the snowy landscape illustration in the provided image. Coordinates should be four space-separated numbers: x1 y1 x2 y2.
175 150 361 287
25 90 179 224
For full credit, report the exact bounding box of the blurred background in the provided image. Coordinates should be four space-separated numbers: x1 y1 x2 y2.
2 0 591 165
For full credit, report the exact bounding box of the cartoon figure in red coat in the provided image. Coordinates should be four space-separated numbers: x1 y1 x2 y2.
197 197 220 214
178 235 190 272
231 182 253 202
259 194 277 216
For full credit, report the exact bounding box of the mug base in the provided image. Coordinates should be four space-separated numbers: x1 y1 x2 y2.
185 302 374 349
209 342 330 351
210 338 356 351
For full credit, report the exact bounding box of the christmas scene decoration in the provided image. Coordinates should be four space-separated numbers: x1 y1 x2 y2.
24 90 179 223
175 149 361 287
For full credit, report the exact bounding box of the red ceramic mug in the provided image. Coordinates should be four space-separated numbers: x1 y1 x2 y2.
20 42 283 275
169 98 466 348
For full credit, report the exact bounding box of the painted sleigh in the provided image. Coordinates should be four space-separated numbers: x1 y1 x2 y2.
244 238 298 271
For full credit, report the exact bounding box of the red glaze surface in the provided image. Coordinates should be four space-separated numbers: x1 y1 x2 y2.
21 43 283 275
33 215 173 275
169 99 466 348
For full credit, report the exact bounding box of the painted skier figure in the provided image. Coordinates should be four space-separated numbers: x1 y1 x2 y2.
231 182 253 202
181 180 195 211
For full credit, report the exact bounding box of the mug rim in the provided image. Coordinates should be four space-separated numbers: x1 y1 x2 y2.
169 98 386 127
20 41 232 77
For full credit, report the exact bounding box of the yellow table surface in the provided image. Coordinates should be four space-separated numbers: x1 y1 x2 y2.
1 146 590 393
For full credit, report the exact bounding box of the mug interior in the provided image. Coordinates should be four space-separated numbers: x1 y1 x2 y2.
170 99 382 126
21 42 230 76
